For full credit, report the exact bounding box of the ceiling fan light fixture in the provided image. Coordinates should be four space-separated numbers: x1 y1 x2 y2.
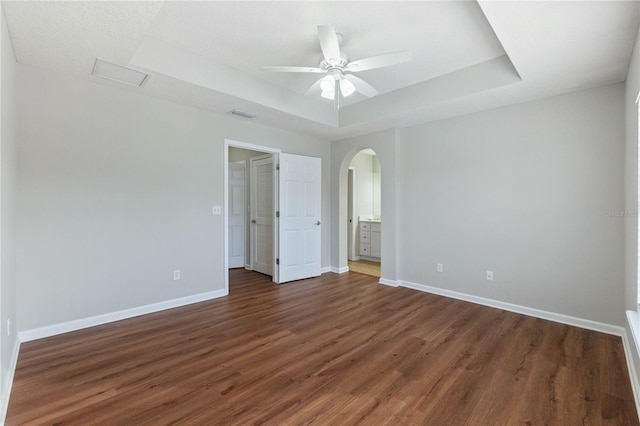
340 77 355 97
321 89 335 100
320 76 334 92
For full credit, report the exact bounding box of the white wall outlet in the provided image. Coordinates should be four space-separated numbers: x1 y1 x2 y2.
6 317 10 337
212 205 222 215
486 270 494 281
437 263 443 273
174 270 181 281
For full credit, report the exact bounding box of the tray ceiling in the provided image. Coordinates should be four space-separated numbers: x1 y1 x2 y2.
3 1 639 140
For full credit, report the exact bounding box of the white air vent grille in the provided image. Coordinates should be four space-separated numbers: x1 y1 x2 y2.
229 110 256 119
92 58 149 87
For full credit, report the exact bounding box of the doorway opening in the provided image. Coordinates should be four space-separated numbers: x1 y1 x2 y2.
228 147 276 278
346 148 381 277
225 142 280 292
224 140 323 293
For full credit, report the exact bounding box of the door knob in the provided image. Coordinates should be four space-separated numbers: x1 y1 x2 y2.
252 219 257 224
316 221 321 225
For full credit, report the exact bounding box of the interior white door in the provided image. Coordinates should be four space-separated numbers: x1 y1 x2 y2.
251 156 274 276
228 162 245 268
277 153 321 283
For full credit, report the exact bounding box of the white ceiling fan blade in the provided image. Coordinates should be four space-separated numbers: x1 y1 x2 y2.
347 51 412 72
344 74 378 98
304 78 324 97
317 25 341 62
261 66 324 73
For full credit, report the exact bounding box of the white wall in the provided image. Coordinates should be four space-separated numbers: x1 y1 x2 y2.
625 28 640 312
350 152 375 220
0 6 18 419
624 24 640 397
372 155 381 217
16 65 330 332
398 83 625 326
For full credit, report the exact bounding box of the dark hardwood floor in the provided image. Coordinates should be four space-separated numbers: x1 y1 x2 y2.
6 269 639 425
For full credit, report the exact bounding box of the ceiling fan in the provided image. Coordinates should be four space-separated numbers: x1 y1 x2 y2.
261 25 412 109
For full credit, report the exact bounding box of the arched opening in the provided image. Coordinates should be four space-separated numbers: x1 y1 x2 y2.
345 148 381 277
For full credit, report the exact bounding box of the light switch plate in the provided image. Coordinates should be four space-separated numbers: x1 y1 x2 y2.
212 205 222 215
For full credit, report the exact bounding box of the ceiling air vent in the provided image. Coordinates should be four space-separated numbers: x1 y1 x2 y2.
92 58 150 87
229 110 256 119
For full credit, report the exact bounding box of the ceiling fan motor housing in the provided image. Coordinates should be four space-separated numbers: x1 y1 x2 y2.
320 58 349 71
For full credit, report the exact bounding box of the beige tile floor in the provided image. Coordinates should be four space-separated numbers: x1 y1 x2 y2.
348 259 381 277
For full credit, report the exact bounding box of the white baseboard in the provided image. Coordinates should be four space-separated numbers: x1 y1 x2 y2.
0 339 20 425
244 264 252 270
19 289 228 342
399 280 624 336
320 266 331 274
379 278 398 287
625 311 640 417
329 266 349 274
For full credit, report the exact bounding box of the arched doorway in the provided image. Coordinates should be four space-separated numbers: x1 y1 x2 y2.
345 148 381 277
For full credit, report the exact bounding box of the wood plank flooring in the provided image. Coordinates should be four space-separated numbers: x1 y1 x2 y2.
6 269 639 425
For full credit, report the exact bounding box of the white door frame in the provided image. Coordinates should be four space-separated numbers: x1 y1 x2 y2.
224 139 281 294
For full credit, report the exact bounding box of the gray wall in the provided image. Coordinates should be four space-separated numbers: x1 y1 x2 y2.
16 65 330 332
0 6 18 412
397 83 625 326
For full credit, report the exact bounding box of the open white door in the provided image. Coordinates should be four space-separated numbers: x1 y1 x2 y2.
277 153 321 283
228 162 245 268
251 155 275 276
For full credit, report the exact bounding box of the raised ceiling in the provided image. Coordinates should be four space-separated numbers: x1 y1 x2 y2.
3 1 639 140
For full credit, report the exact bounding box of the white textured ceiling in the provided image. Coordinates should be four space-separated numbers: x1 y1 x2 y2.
3 1 639 140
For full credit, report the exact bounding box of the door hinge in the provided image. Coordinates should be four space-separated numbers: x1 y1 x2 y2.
276 211 280 218
276 258 280 265
276 164 280 171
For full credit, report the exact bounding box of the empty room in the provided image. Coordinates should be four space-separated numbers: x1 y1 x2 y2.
1 0 640 424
